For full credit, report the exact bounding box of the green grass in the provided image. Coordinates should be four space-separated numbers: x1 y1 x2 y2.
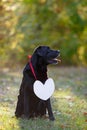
0 67 87 130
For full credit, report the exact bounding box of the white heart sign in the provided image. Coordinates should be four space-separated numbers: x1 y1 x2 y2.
33 78 55 100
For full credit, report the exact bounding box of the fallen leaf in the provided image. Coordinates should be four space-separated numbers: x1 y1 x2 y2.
83 112 87 116
85 120 87 122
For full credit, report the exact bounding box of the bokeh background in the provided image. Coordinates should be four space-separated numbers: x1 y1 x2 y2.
0 0 87 68
0 1 87 129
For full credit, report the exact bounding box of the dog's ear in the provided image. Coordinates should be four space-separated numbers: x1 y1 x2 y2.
34 46 50 56
36 46 43 56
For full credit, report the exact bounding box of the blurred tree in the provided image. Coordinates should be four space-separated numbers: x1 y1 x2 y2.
0 0 87 67
16 0 87 66
0 0 22 67
0 0 15 66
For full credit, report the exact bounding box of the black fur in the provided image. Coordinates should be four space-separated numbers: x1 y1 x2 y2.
15 46 60 121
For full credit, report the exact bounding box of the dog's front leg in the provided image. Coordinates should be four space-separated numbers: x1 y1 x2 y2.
46 98 55 121
24 90 30 119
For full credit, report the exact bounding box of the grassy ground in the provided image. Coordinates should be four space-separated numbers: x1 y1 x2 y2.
0 67 87 130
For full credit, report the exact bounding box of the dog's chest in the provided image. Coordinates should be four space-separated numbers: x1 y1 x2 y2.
36 70 48 83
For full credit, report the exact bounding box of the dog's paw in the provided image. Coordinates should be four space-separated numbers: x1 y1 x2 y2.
21 114 30 120
49 116 55 121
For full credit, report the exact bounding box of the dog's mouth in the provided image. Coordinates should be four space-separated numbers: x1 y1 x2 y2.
51 56 61 64
52 57 61 64
48 55 61 64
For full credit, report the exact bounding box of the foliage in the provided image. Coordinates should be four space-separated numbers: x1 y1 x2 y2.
0 0 87 67
0 0 19 66
0 67 87 129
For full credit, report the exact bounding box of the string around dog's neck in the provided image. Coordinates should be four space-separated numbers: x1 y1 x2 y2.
29 61 37 80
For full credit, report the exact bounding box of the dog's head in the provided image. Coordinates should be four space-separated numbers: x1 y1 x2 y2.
31 46 60 66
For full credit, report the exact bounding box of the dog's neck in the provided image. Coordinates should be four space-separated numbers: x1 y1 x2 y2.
36 66 48 83
31 55 47 82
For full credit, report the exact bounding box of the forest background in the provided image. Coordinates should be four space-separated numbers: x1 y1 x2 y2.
0 0 87 68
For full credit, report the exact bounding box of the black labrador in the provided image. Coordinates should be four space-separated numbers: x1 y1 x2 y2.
15 46 60 121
